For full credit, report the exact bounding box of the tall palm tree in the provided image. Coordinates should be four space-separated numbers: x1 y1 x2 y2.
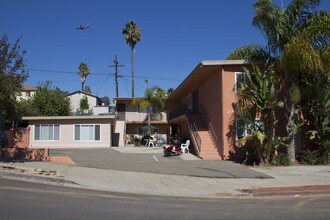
230 0 329 162
132 86 167 125
78 62 90 91
122 21 142 98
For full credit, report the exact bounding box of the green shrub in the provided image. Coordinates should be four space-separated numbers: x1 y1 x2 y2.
300 150 329 165
271 153 291 166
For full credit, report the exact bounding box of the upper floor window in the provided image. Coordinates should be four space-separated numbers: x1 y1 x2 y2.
34 124 60 141
117 103 126 112
235 72 246 93
235 118 262 139
74 124 100 141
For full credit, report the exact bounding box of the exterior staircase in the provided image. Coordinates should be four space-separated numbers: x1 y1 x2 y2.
188 114 222 160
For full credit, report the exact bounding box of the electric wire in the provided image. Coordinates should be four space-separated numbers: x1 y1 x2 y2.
27 68 182 81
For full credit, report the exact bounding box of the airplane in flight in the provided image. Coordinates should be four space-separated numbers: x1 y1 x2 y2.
76 24 90 30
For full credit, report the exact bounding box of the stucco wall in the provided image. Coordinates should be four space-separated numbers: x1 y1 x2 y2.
198 69 222 152
69 93 98 113
28 118 112 148
5 128 30 148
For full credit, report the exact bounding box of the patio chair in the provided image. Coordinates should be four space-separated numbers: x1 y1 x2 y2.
147 138 155 147
181 140 190 153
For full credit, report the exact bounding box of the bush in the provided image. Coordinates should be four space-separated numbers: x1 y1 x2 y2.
300 150 329 165
271 153 291 166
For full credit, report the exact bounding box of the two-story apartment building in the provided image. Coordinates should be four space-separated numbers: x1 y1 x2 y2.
167 60 251 160
113 98 168 147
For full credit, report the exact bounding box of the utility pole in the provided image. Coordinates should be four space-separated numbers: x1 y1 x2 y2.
109 54 123 97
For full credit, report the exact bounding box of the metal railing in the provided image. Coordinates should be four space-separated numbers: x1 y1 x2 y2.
190 122 202 153
168 104 188 120
200 104 218 145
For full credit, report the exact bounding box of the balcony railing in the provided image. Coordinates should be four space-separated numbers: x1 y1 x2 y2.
168 104 188 120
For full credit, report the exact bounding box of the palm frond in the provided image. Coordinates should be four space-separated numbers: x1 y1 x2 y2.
283 37 323 75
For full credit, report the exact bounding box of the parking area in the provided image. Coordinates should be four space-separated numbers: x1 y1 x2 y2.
49 147 271 179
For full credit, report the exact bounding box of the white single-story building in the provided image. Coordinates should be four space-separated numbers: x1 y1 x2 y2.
22 115 116 148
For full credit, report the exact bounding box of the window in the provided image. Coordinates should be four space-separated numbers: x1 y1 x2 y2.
117 103 126 112
235 119 247 139
34 125 60 141
235 72 246 93
235 118 263 139
74 125 100 141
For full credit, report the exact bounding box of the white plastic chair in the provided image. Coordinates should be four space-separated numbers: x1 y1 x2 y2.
147 138 155 147
181 140 190 153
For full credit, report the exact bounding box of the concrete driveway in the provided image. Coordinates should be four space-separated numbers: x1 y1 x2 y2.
49 147 270 179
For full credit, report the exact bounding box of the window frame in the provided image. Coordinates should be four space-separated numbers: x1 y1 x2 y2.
235 118 263 140
235 72 246 93
74 124 101 142
34 124 60 141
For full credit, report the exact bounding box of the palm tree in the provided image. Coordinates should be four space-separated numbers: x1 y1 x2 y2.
122 21 142 98
78 62 90 91
227 44 271 61
230 0 329 162
132 86 167 125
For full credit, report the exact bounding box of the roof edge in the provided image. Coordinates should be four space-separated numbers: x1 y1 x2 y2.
168 60 250 100
22 115 116 120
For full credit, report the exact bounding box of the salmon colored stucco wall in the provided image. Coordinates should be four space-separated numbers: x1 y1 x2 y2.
27 119 112 148
167 64 250 159
221 66 242 157
198 69 223 154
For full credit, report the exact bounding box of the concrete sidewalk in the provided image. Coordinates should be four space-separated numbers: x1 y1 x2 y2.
1 147 330 198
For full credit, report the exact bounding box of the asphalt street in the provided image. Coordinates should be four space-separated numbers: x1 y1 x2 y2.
1 178 329 220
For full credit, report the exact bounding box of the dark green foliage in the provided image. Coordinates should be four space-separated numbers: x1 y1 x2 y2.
77 95 93 116
226 44 271 61
271 153 292 166
31 81 71 116
300 150 329 165
0 34 28 121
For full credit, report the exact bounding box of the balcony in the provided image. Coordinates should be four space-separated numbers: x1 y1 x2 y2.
168 104 188 120
117 112 166 123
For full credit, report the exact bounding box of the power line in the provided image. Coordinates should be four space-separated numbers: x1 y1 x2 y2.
27 68 183 81
27 68 111 76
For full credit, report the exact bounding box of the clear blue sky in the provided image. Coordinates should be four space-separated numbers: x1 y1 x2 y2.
1 0 329 100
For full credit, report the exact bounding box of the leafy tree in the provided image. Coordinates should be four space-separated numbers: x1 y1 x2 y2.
303 76 330 163
31 81 71 116
0 34 28 122
167 88 174 97
78 62 90 91
102 96 110 106
84 86 92 94
228 0 329 162
122 21 142 98
77 95 93 116
132 86 167 125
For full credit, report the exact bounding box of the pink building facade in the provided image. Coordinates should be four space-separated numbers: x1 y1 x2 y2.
167 60 251 160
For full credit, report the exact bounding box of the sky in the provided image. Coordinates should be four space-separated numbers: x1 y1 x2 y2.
1 0 329 100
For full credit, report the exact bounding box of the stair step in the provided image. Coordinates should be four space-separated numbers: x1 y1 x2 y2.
201 156 222 160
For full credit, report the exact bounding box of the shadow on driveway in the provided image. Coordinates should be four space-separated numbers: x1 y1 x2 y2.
50 148 271 179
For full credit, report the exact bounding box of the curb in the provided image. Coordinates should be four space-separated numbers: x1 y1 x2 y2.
240 185 330 197
0 170 78 186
